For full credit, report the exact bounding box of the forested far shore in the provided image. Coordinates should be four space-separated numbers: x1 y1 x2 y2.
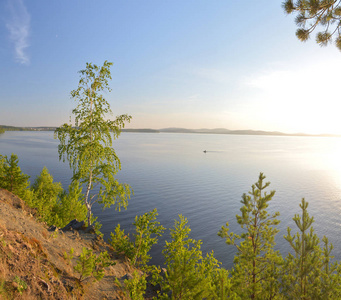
1 125 340 137
0 125 56 131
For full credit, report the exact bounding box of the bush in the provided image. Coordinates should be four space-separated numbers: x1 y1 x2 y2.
30 167 63 224
155 215 236 299
0 153 30 198
55 180 87 227
16 164 88 229
109 208 164 269
74 247 114 282
115 270 147 300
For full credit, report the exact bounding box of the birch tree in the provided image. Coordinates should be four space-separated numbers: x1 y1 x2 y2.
55 61 132 226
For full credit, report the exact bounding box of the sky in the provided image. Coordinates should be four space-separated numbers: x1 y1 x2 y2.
1 0 341 135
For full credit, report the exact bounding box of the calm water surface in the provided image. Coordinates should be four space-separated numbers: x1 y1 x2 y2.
1 131 341 268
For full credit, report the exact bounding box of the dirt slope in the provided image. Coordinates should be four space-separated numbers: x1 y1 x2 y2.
0 188 144 299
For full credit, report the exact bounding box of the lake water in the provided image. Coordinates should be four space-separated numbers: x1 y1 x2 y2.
1 131 341 268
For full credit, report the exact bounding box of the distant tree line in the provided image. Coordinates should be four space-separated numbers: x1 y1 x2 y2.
0 126 31 131
0 126 57 131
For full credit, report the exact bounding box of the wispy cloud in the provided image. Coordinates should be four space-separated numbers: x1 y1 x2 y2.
6 0 31 65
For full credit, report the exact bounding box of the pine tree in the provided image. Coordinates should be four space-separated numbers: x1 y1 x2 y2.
283 0 341 50
30 167 63 224
281 198 341 299
218 173 282 299
156 215 236 299
0 153 30 198
131 209 165 269
109 209 165 270
319 236 341 299
74 247 113 282
209 268 240 300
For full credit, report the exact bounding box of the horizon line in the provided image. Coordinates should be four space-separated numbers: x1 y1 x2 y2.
1 124 340 138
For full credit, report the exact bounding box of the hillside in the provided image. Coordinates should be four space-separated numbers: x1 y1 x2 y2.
158 128 340 137
0 188 152 299
1 125 340 137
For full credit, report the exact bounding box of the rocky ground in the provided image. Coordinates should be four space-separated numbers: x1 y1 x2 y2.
0 188 153 299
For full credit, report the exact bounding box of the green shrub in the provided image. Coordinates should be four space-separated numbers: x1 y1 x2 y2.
25 168 88 229
74 247 114 282
64 248 75 266
13 276 27 295
109 208 164 270
30 167 63 224
155 215 231 300
131 208 165 268
115 270 147 300
55 180 87 227
0 153 30 198
109 223 134 257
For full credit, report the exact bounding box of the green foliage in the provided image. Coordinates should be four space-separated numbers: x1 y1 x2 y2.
155 215 233 300
0 153 30 198
109 223 134 257
49 230 59 239
132 209 165 268
31 167 62 201
20 167 87 228
0 154 5 183
282 0 341 50
319 237 341 298
0 279 8 298
115 270 147 300
13 276 27 295
29 167 63 224
55 180 87 227
281 198 341 299
74 247 114 282
55 61 132 226
91 217 104 238
64 248 75 265
0 127 5 134
109 209 165 270
0 126 30 132
209 268 240 300
218 173 282 299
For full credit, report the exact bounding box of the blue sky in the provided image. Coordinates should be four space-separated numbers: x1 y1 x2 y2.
1 0 341 134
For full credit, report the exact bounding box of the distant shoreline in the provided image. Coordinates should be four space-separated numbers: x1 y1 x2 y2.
0 125 340 138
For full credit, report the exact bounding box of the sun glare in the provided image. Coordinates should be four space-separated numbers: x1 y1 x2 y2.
245 56 341 135
320 138 341 187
